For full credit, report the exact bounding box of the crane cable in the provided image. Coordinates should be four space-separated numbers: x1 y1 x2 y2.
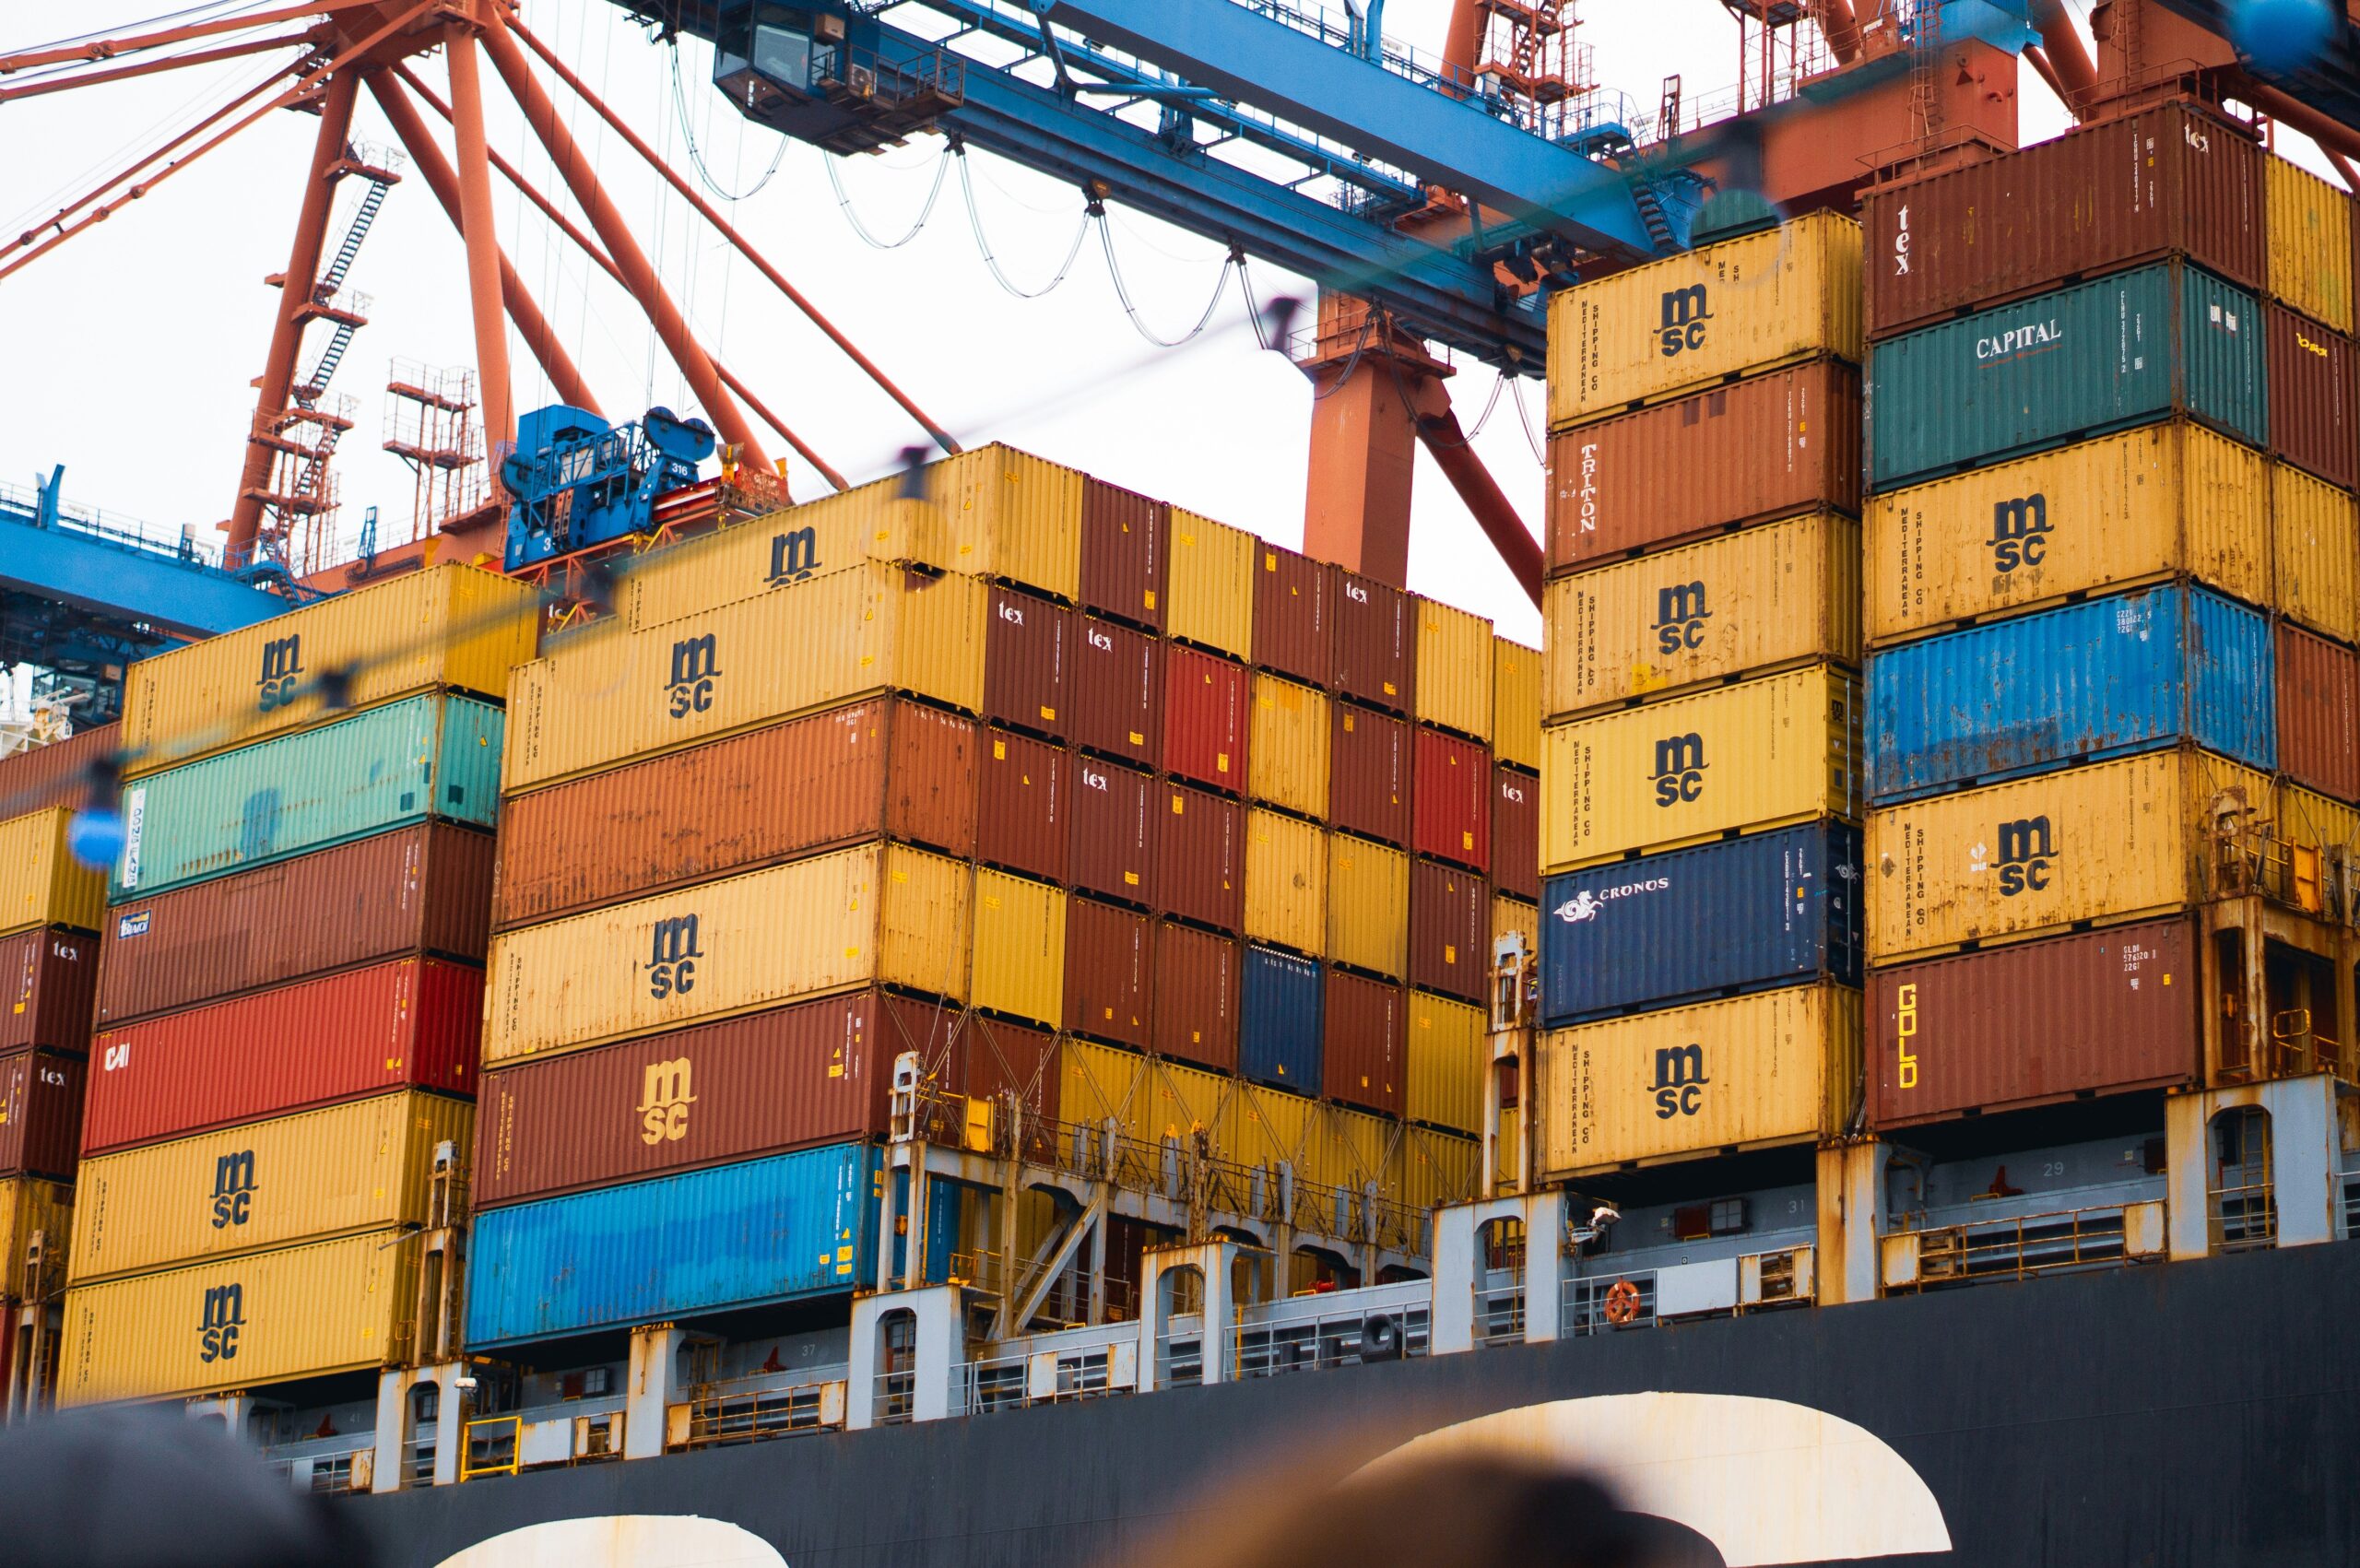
665 40 789 202
825 145 952 250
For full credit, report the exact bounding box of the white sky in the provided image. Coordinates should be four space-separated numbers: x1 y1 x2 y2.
0 0 2333 666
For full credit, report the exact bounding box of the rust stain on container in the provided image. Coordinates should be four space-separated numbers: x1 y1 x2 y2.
1253 544 1332 687
1080 478 1167 631
1333 570 1413 713
0 1047 84 1179
1152 920 1241 1071
1 926 97 1054
1412 726 1491 872
1069 756 1156 906
0 725 119 814
2264 301 2357 491
1156 782 1244 934
1329 700 1411 846
984 586 1069 739
1070 614 1162 769
1410 859 1489 1003
2277 621 2360 802
1491 765 1540 902
494 698 976 930
979 728 1070 882
1163 643 1249 793
1322 969 1403 1115
1063 895 1152 1048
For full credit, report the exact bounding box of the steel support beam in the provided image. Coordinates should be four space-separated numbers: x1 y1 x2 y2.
0 518 289 639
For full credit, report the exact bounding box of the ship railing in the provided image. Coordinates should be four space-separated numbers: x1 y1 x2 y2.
1233 1279 1431 1377
1474 1266 1529 1345
874 1364 920 1426
1155 1311 1209 1388
259 1437 373 1495
676 1373 846 1447
459 1414 522 1480
1881 1201 2161 1291
1562 1270 1659 1336
955 1330 1136 1416
2341 1173 2360 1241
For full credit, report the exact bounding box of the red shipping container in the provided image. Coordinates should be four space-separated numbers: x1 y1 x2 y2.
83 958 483 1155
2277 621 2360 801
1412 727 1491 871
1163 643 1249 794
964 1013 1061 1126
985 585 1069 740
2266 302 2358 491
1490 766 1540 902
979 728 1070 882
1253 545 1332 687
1410 860 1488 1003
1333 570 1412 713
1070 757 1156 907
101 820 495 1025
1070 615 1162 769
1869 919 2199 1128
1156 782 1244 933
1322 970 1404 1115
1153 921 1241 1071
1080 478 1167 631
0 1048 84 1179
0 723 119 817
1 925 97 1055
1330 701 1411 846
1065 895 1153 1048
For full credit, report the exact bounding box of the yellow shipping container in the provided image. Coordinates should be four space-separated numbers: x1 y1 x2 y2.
1327 832 1409 979
1546 212 1863 427
1320 1103 1401 1195
1543 512 1859 716
0 808 103 937
2272 465 2360 644
119 564 538 777
1248 673 1330 819
1167 510 1256 657
1540 665 1862 872
1060 1040 1233 1145
57 1228 419 1408
1537 982 1860 1177
485 843 972 1065
1413 596 1495 740
503 560 985 794
618 477 955 628
2267 154 2355 336
0 1176 71 1288
1492 637 1542 772
1863 423 2270 643
1491 893 1537 966
1245 808 1326 956
972 869 1065 1028
1867 749 2268 962
67 1091 472 1285
1400 1125 1481 1212
1406 990 1483 1134
1221 1080 1319 1173
938 444 1084 602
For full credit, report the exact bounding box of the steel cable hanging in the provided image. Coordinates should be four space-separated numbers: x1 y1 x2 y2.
666 39 789 201
1093 209 1235 348
825 147 952 250
1507 371 1547 464
957 147 1089 298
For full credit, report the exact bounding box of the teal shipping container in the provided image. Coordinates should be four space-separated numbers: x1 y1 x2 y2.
465 1144 881 1346
112 693 502 902
1867 261 2266 491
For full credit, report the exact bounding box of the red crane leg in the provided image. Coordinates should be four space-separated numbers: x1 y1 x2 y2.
1303 354 1418 587
714 364 846 492
2029 0 2097 110
1410 381 1541 608
441 24 515 447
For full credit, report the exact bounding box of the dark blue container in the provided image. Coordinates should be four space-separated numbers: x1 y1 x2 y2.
1540 822 1861 1026
1240 946 1323 1092
1867 584 2274 803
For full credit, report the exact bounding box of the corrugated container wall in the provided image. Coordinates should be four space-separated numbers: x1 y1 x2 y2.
1245 808 1325 956
1151 923 1241 1071
2266 153 2355 336
1 925 98 1054
1156 783 1243 933
1322 971 1403 1114
1253 544 1331 687
938 444 1083 601
0 724 119 814
1405 991 1482 1133
984 587 1068 740
2273 464 2360 643
1070 615 1162 769
971 869 1066 1029
1249 674 1329 819
978 729 1068 883
1069 757 1155 906
1412 597 1493 741
1239 948 1322 1091
1329 701 1410 845
0 1048 83 1179
1333 572 1412 713
1328 834 1410 980
1079 479 1166 630
965 1013 1060 1125
2264 302 2357 490
1064 897 1151 1048
1413 727 1491 871
0 1178 70 1302
1409 860 1487 1002
1492 639 1541 772
2275 622 2360 801
3 808 105 937
1491 767 1540 902
615 477 954 628
1167 511 1255 657
1164 644 1249 793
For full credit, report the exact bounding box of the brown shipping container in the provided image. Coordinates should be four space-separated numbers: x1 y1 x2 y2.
0 1048 84 1179
1322 969 1404 1115
984 586 1069 739
1157 782 1245 933
1070 615 1162 769
1069 757 1156 906
979 729 1070 882
1329 701 1411 846
0 724 118 815
2265 302 2358 490
1333 571 1413 713
1861 103 2265 339
1491 767 1540 902
1254 544 1332 687
1153 921 1241 1071
492 697 976 931
100 821 495 1026
0 926 97 1055
1868 918 2199 1127
1546 361 1863 574
1412 726 1491 872
1064 895 1152 1048
2277 621 2360 801
1164 643 1250 794
1410 860 1489 1003
1080 478 1167 631
964 1014 1061 1125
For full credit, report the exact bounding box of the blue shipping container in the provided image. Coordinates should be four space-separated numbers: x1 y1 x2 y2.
1869 584 2274 802
1240 947 1323 1092
112 691 502 902
465 1144 881 1347
1540 822 1862 1026
1867 261 2266 490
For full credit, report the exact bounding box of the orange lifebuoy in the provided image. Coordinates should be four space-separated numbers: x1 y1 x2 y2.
1601 1279 1642 1325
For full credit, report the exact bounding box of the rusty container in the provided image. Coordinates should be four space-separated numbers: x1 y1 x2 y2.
1063 895 1152 1049
964 1013 1060 1126
100 822 494 1026
1156 782 1244 934
1069 757 1156 907
1861 102 2265 339
1546 362 1863 575
2277 621 2360 801
1412 727 1491 872
1333 571 1413 713
1409 859 1488 1003
1164 643 1250 795
978 728 1070 883
1069 614 1162 769
984 586 1069 740
1322 969 1404 1116
1329 701 1411 846
1868 917 2199 1128
1 926 98 1055
1491 766 1540 902
2265 301 2358 491
0 1048 84 1179
1253 544 1332 687
1152 921 1241 1072
1080 478 1167 631
0 724 118 815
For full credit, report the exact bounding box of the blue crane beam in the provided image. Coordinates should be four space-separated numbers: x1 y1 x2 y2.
0 509 293 641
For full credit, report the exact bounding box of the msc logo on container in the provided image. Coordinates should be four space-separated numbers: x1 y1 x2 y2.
765 525 824 587
1658 285 1712 358
667 634 722 718
210 1150 258 1230
1894 982 1920 1090
638 1056 697 1145
1650 733 1707 807
1993 816 2055 897
1652 582 1711 653
1989 495 2052 572
199 1283 245 1363
255 634 303 713
1651 1043 1709 1119
644 914 704 1000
